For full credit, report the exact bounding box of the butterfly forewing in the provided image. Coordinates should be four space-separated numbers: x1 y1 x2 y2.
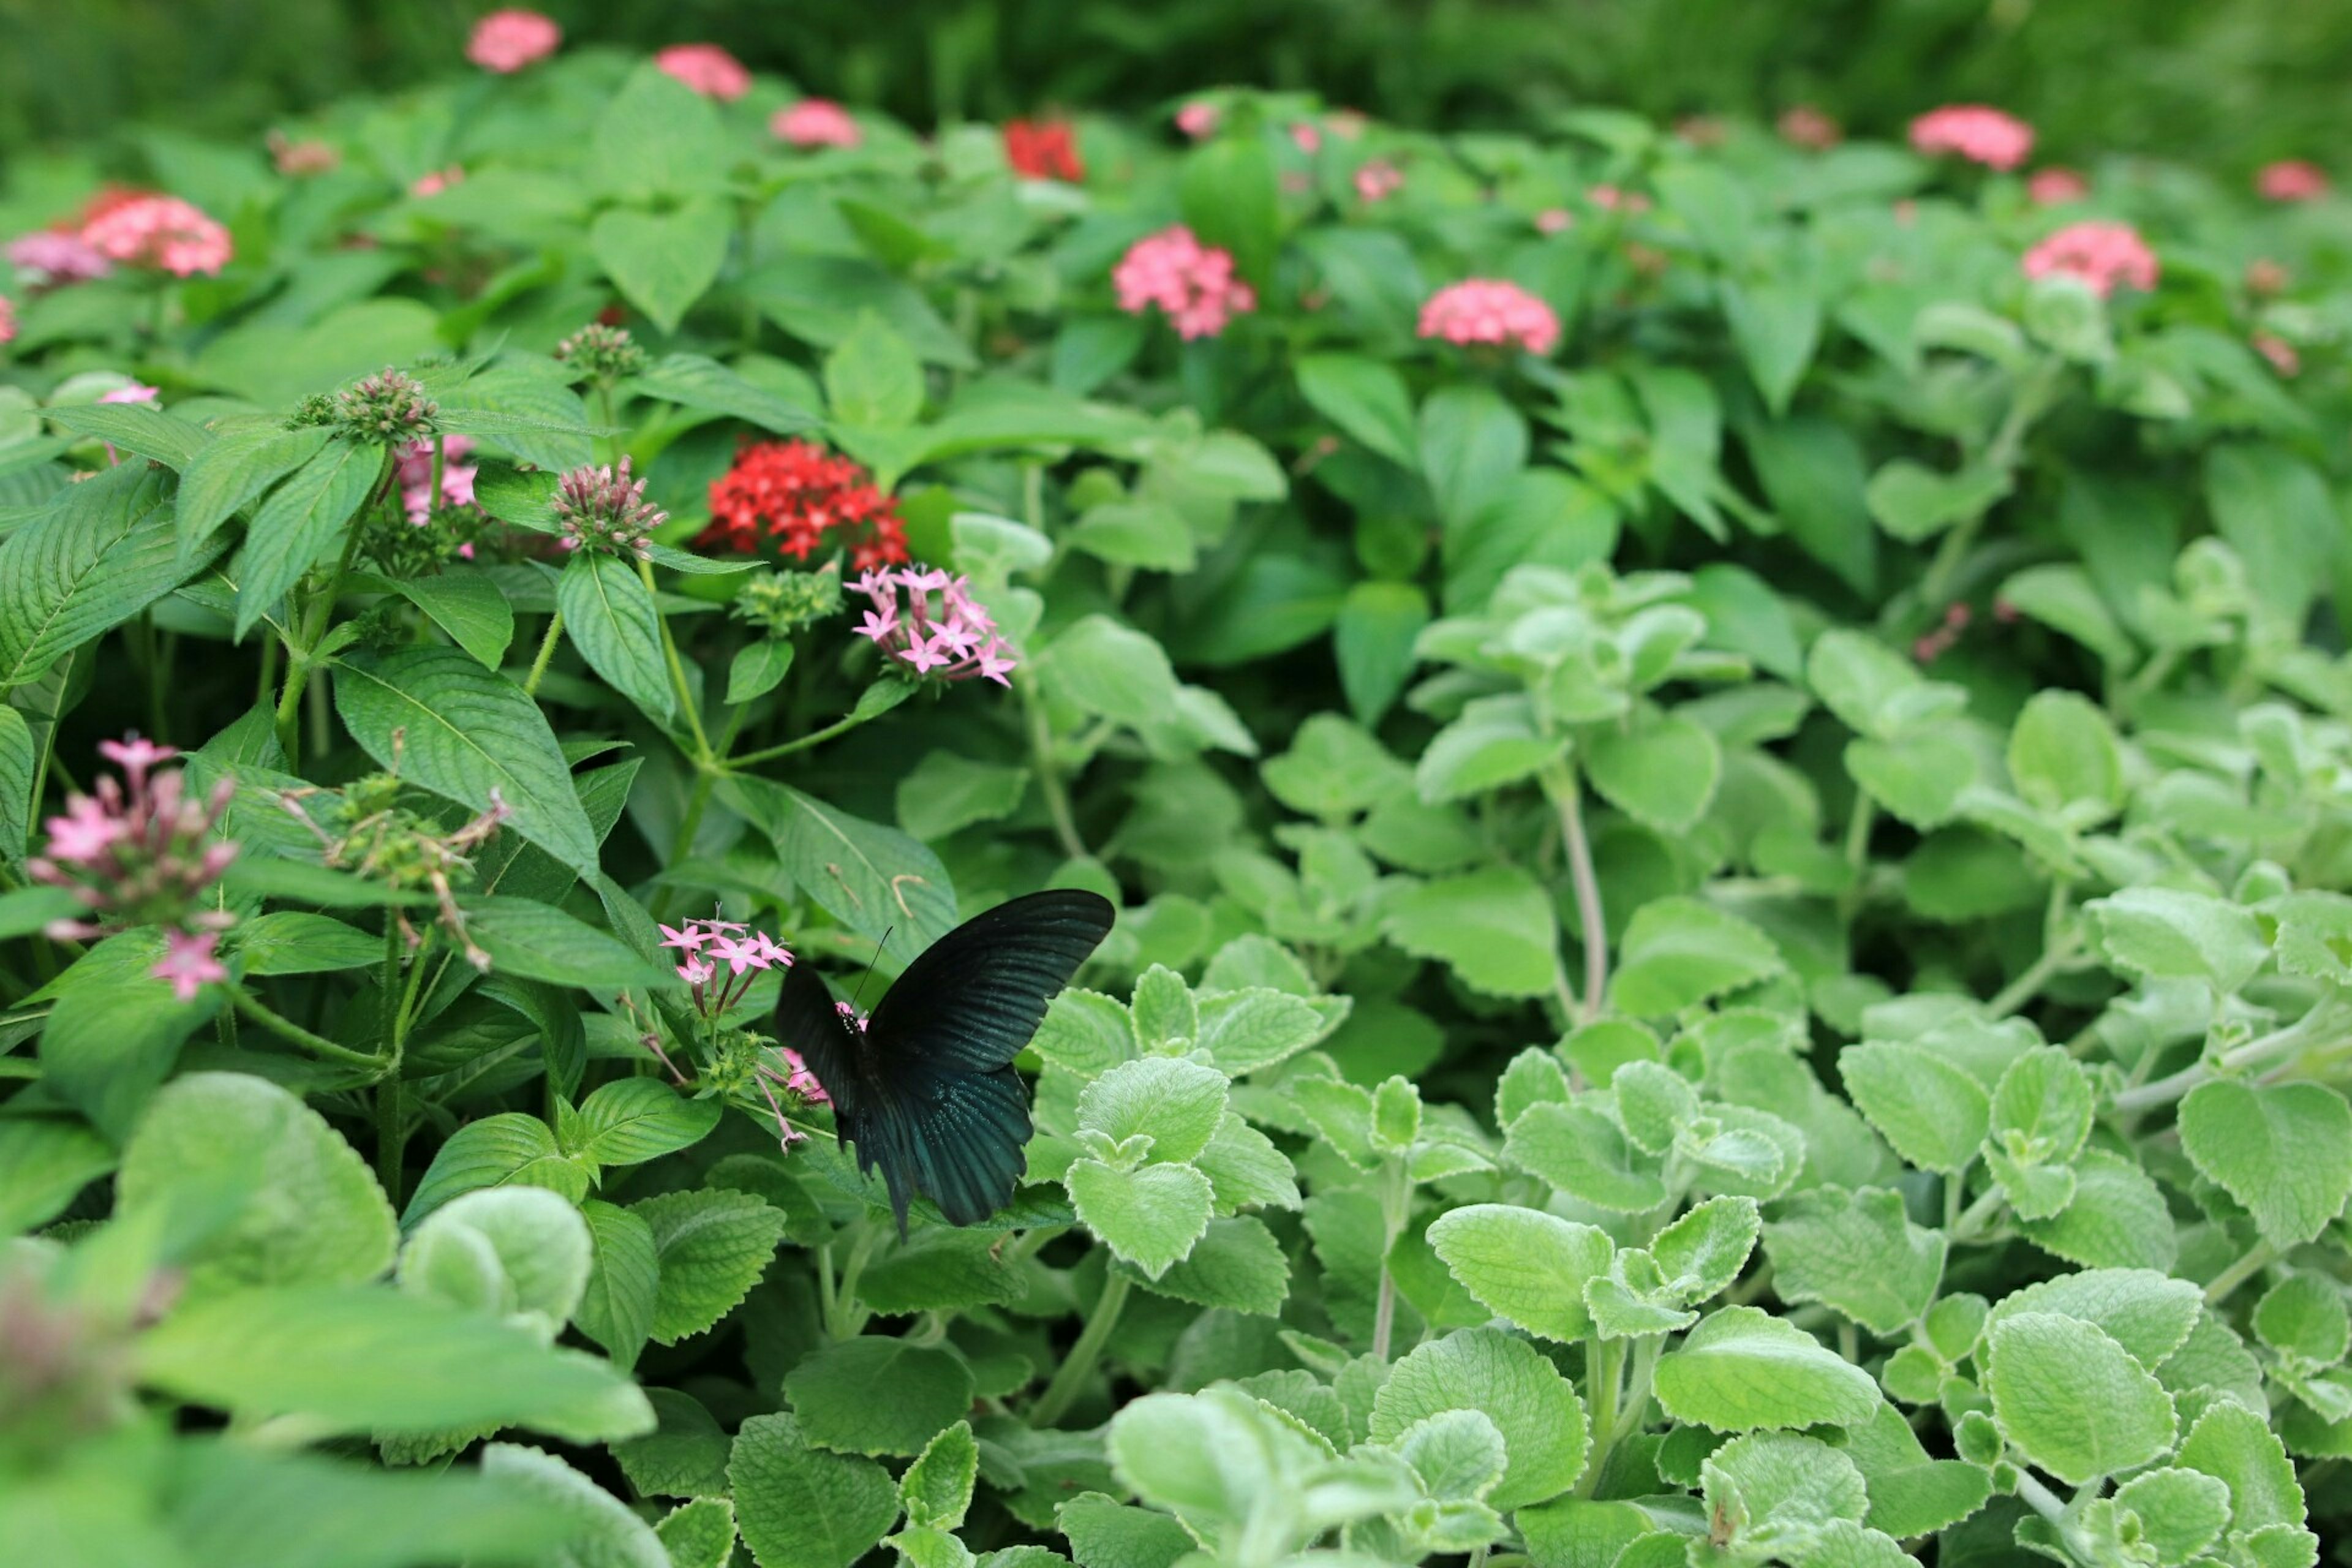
774 889 1115 1235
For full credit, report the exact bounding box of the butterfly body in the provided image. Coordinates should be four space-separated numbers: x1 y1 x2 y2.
776 889 1115 1235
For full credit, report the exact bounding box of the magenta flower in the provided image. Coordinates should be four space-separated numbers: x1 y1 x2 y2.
1289 121 1322 155
99 383 160 404
655 43 750 101
396 434 478 526
1175 102 1219 140
1533 208 1574 235
2026 167 2089 206
80 194 232 277
772 99 861 149
6 230 111 287
1417 279 1561 356
2258 160 2329 203
2022 220 2158 298
666 911 793 1019
409 166 464 199
153 929 228 1003
850 566 1018 687
1354 160 1403 203
1909 105 2034 171
29 736 238 969
1112 225 1257 340
468 9 561 73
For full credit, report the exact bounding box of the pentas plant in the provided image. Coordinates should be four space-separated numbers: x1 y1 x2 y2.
2 34 2352 1568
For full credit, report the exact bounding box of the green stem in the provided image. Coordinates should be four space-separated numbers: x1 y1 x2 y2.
1021 674 1087 862
228 987 382 1069
1950 1183 2008 1243
522 610 565 696
1032 1272 1133 1427
829 1221 881 1339
2113 994 2351 1112
1839 794 1875 920
1541 764 1606 1023
2012 1472 2094 1561
1575 1336 1624 1498
640 557 714 763
2203 1240 2277 1306
377 1082 405 1210
729 702 891 769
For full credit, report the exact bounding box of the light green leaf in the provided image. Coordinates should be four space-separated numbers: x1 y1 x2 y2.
1077 1056 1226 1163
334 646 600 875
231 910 380 974
1123 1214 1289 1315
785 1336 976 1457
2008 690 2124 823
1427 1203 1614 1343
2254 1273 2351 1365
655 1499 739 1568
727 776 958 948
1038 615 1184 733
1030 989 1138 1079
612 1389 734 1501
1381 866 1560 999
1584 711 1720 832
1297 353 1417 466
1985 1313 2177 1483
567 1079 723 1167
0 1116 116 1234
591 201 729 334
1057 1491 1196 1568
398 1186 591 1338
635 1188 790 1344
558 551 675 723
1369 1327 1588 1510
1837 1042 1990 1175
1065 1159 1213 1279
2178 1079 2352 1248
1988 1268 2203 1369
901 1421 979 1531
2017 1147 2178 1273
403 1112 589 1226
1193 988 1327 1076
1650 1195 1762 1303
2088 888 2270 993
631 354 815 436
1419 385 1528 529
1610 897 1782 1016
824 315 927 429
1651 1306 1881 1432
2174 1401 2308 1532
1864 459 2010 544
1504 1102 1668 1213
576 1199 659 1368
896 752 1027 841
1414 699 1566 804
729 1413 902 1568
45 400 212 469
1763 1186 1945 1335
481 1443 669 1568
37 929 219 1139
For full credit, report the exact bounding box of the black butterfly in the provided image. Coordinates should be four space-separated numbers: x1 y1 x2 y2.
775 889 1115 1237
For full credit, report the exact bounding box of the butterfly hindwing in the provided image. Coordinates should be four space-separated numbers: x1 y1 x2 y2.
774 889 1115 1235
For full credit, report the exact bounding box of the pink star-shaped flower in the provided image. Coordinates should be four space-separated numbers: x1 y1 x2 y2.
677 957 715 986
42 797 129 864
707 934 770 976
658 921 708 954
152 929 227 1003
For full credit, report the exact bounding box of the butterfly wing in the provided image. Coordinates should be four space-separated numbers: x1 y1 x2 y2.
775 890 1115 1235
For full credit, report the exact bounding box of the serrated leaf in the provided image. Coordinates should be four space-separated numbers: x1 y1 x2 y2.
480 1444 669 1568
1584 711 1719 832
1076 1056 1226 1164
0 1117 116 1233
404 1112 589 1226
2089 888 2269 994
1504 1102 1668 1213
1065 1159 1213 1280
1123 1215 1289 1314
1369 1327 1588 1511
634 1188 790 1344
729 1413 901 1568
1610 897 1782 1016
1426 1204 1614 1342
176 424 333 551
1985 1313 2177 1483
0 462 215 686
575 1199 658 1368
785 1336 976 1457
2179 1079 2352 1248
1381 866 1561 999
558 551 675 723
1651 1306 1881 1432
1837 1041 1990 1175
235 439 382 638
1764 1186 1945 1335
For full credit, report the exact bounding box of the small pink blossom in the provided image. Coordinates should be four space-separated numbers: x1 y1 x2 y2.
851 565 1019 687
97 735 176 782
43 796 129 863
468 9 562 72
656 43 750 101
396 434 479 524
1354 160 1403 203
1533 207 1574 235
80 195 232 277
665 911 794 1019
1910 105 2033 170
2247 258 2290 296
1290 121 1322 155
100 383 160 405
782 1044 831 1100
2258 160 2328 202
551 455 664 559
1112 224 1257 339
2022 220 2158 298
1777 105 1841 151
774 99 861 149
268 132 341 176
6 230 112 287
410 166 464 198
1417 279 1561 356
1175 102 1219 139
658 922 709 954
0 295 13 347
2026 167 2089 206
152 929 227 1003
30 735 237 943
2253 332 2299 377
1587 184 1649 214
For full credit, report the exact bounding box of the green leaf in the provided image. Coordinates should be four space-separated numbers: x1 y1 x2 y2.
1506 1102 1668 1212
613 1389 734 1501
45 400 213 468
1065 1159 1213 1279
901 1421 979 1531
2017 1147 2178 1273
576 1199 659 1368
2008 690 2124 823
1845 734 1973 829
1651 1306 1881 1431
1722 279 1821 417
1650 1195 1762 1302
399 1186 591 1338
593 63 728 200
2174 1401 2308 1533
480 1444 669 1568
0 1116 116 1233
1985 1313 2177 1483
2109 1469 2231 1567
334 647 600 875
1335 580 1433 727
1370 1327 1589 1510
1414 698 1567 804
729 1412 902 1568
1763 1186 1945 1335
631 354 815 436
2178 1080 2352 1248
137 1286 652 1441
1988 1268 2203 1370
726 638 794 705
1806 629 1954 742
1124 1214 1290 1314
1038 614 1183 731
568 1079 723 1167
1610 897 1783 1016
1030 989 1139 1079
38 929 221 1140
2256 1272 2351 1365
1744 413 1875 595
1837 1041 1990 1175
1863 459 2010 544
118 1071 398 1299
0 703 31 869
1419 385 1528 530
592 202 730 335
403 1112 590 1226
1195 1113 1302 1215
896 752 1027 841
728 776 958 948
656 1499 740 1568
0 463 211 687
1381 866 1561 999
558 551 676 723
235 439 382 638
1998 564 2136 669
461 895 674 989
1584 711 1720 832
1427 1203 1614 1343
2204 443 2337 625
175 425 333 551
1057 1491 1196 1568
231 910 380 974
785 1336 977 1458
1178 134 1280 284
1297 353 1418 466
1839 1402 1993 1539
1077 1055 1227 1163
635 1187 790 1344
2089 887 2269 993
824 315 927 429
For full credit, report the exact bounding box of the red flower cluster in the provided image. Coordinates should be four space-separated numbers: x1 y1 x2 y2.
1005 118 1084 182
701 439 910 570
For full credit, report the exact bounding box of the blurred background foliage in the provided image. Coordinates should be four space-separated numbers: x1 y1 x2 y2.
4 0 2348 172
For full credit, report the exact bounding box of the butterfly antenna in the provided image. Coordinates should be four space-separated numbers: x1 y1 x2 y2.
848 925 893 1013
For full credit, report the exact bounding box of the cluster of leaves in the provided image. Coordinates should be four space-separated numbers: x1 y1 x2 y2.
5 43 2352 1568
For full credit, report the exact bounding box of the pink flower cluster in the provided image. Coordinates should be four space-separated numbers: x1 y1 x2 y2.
1112 225 1256 339
2258 160 2329 202
410 167 465 199
268 132 341 176
551 455 664 559
1533 208 1574 235
774 99 861 149
661 913 794 1016
2022 220 2158 298
81 194 232 277
1909 105 2034 170
468 9 561 73
1176 102 1219 140
656 43 749 101
1354 160 1403 203
29 737 238 1001
396 434 480 549
6 230 111 287
0 295 12 347
2027 167 2089 206
850 565 1017 685
1777 105 1841 151
1417 279 1561 355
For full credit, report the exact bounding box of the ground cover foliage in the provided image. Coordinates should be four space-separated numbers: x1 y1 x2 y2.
4 32 2352 1568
